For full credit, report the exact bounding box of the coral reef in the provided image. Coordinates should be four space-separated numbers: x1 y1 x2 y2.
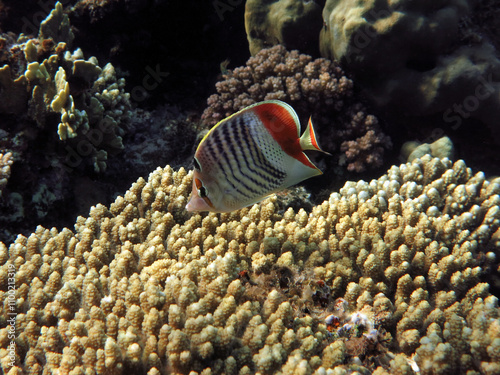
202 45 391 173
0 2 132 172
319 0 500 139
0 1 144 244
0 151 12 197
244 0 323 56
244 0 500 136
1 156 499 374
243 0 500 171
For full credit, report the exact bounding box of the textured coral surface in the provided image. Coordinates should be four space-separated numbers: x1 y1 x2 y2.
0 2 132 172
319 0 500 144
1 156 499 374
0 151 12 197
0 2 201 245
244 0 323 56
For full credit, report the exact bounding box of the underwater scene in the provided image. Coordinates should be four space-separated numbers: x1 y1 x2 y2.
0 0 499 374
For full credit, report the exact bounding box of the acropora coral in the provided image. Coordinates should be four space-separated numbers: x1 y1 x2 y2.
202 45 391 173
1 155 499 374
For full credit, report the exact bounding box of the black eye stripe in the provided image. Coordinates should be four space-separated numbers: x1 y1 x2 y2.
199 186 207 198
194 157 201 171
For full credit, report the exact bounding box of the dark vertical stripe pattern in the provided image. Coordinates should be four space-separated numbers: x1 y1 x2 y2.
197 111 287 208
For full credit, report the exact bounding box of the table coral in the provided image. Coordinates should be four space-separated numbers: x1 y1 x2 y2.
1 155 499 374
202 45 391 173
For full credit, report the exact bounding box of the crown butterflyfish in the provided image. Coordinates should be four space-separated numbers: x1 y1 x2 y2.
186 100 330 213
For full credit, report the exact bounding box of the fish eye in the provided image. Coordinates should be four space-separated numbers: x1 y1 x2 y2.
198 185 208 198
193 157 201 171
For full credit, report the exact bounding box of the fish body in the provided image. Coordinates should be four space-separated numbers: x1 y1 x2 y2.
186 100 328 213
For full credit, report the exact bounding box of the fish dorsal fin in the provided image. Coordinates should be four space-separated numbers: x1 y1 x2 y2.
251 100 301 143
196 103 255 153
197 100 300 154
299 117 331 155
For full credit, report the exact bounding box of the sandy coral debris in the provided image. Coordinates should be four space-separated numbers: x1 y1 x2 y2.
0 156 499 374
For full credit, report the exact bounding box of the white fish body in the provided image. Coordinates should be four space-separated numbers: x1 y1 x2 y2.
186 100 328 213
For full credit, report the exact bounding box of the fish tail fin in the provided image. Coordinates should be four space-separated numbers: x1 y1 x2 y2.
300 117 331 155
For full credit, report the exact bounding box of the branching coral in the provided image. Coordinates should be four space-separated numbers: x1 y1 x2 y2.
0 151 13 197
202 45 391 173
0 155 499 374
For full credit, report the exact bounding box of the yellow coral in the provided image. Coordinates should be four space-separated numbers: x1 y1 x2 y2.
0 1 130 173
0 157 499 374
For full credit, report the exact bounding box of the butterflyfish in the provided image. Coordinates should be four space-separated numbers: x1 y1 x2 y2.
186 100 329 213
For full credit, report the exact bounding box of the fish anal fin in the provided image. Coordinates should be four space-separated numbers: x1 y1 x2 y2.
281 153 323 188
